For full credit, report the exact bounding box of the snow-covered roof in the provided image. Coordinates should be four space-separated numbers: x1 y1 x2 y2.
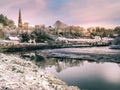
8 36 20 41
56 37 96 42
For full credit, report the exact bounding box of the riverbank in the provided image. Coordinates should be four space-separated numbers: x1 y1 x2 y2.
41 47 120 63
0 53 80 90
1 41 110 52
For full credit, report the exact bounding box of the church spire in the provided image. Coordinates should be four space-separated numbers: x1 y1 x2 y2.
18 9 22 28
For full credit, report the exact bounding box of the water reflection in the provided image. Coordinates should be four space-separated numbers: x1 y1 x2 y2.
20 52 84 72
20 50 120 90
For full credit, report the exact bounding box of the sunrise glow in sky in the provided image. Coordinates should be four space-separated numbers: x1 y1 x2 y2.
0 0 120 28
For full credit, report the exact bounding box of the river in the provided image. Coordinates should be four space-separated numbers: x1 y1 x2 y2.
19 46 120 90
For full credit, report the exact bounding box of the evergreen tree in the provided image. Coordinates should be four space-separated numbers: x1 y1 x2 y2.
0 14 8 26
0 14 15 27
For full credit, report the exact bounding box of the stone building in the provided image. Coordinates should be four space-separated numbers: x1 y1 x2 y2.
23 22 29 30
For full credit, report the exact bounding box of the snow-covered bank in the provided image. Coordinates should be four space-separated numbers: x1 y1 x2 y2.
0 53 79 90
42 47 120 63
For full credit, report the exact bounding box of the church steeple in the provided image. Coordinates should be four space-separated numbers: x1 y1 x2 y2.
18 9 22 28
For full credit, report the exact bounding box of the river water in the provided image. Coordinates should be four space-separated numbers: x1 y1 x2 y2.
20 47 120 90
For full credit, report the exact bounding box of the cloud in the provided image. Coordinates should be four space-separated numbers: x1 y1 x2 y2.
59 0 120 26
0 0 120 27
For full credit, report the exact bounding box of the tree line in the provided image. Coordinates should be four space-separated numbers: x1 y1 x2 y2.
51 20 117 38
0 14 120 44
0 14 14 27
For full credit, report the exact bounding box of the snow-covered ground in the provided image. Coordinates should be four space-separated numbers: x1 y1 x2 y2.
43 47 120 55
0 53 79 90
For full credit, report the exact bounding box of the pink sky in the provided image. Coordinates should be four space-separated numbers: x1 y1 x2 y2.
0 0 120 28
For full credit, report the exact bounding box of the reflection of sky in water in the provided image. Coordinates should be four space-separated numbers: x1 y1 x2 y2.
20 47 120 90
46 61 120 90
